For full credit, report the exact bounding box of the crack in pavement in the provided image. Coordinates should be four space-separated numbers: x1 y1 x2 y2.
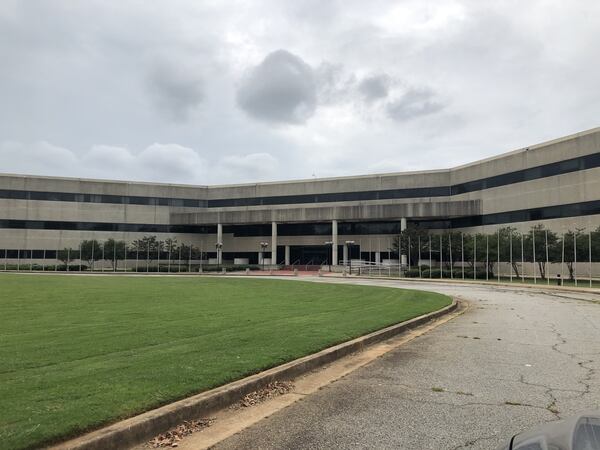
511 320 599 420
517 374 561 419
549 323 595 400
450 433 501 450
388 391 556 416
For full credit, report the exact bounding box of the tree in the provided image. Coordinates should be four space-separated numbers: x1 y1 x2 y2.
442 231 464 271
488 227 521 278
80 240 102 267
131 235 163 264
561 228 586 280
103 238 127 270
178 243 204 266
164 238 178 259
505 228 525 278
463 232 487 270
391 224 429 267
521 225 560 279
593 226 600 263
57 248 74 267
475 227 517 278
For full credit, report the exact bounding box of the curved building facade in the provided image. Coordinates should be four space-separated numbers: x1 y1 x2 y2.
1 127 599 266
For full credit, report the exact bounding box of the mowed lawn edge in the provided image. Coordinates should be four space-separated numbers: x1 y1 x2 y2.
0 275 451 449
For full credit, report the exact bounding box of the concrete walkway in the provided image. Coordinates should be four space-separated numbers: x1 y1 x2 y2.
211 278 600 450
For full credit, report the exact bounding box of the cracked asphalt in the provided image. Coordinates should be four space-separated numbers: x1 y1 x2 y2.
213 278 600 450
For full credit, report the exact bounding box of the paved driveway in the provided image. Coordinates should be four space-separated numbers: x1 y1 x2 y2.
214 278 600 450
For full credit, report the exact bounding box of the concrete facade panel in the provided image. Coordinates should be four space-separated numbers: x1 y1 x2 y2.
450 168 600 214
450 127 600 184
0 199 171 223
174 201 480 225
0 174 208 199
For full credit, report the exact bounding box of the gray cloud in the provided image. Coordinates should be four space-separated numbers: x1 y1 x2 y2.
315 63 356 105
316 66 443 122
146 63 204 122
386 88 445 121
358 74 392 102
236 49 317 124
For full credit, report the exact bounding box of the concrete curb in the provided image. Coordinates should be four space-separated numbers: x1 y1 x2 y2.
339 274 600 295
50 299 458 450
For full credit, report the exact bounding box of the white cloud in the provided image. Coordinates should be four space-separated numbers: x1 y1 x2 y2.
217 152 279 183
0 141 78 176
138 143 205 182
0 141 207 184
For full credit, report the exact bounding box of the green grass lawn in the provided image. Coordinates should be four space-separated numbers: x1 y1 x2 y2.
0 274 450 449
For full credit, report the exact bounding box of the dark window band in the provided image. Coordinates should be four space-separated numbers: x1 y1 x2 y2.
224 221 449 236
223 221 400 236
0 200 598 235
0 190 207 208
208 186 450 207
0 249 205 259
0 220 215 234
451 199 600 228
450 152 600 195
0 220 420 236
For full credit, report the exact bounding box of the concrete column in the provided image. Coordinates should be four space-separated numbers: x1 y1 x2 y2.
217 223 223 265
271 222 277 266
343 244 348 266
400 217 407 231
258 252 263 265
375 251 381 264
332 220 338 265
284 245 290 266
400 218 407 267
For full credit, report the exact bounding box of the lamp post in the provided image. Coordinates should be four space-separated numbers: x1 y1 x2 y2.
215 242 223 272
345 240 355 275
260 242 269 270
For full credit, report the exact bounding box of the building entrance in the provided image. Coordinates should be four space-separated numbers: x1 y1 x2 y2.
287 245 329 265
284 244 360 265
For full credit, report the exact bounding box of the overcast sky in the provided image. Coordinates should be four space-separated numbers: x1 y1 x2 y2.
1 0 599 185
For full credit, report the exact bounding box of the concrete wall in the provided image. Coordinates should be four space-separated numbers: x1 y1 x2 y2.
173 201 480 225
0 127 599 254
0 173 209 199
205 169 451 199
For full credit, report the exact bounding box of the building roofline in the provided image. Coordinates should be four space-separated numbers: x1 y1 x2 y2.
1 126 598 189
0 172 210 189
451 125 600 170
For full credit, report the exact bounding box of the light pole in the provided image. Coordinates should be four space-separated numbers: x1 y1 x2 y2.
345 240 355 275
215 242 223 272
260 242 269 270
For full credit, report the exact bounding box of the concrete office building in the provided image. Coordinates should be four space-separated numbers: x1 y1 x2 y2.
1 127 599 267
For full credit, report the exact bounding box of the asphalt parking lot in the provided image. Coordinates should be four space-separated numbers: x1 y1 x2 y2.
214 278 600 449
